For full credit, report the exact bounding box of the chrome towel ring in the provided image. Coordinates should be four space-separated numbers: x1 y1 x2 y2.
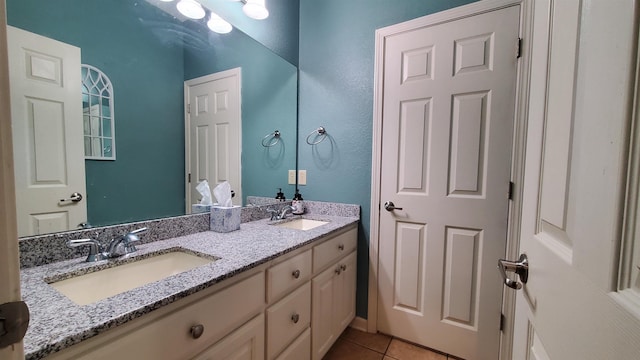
306 126 328 145
262 130 281 147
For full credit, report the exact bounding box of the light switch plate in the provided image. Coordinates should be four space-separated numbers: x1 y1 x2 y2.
288 170 296 184
298 170 307 185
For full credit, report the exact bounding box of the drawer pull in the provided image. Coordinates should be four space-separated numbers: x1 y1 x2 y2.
291 313 300 324
338 244 345 251
292 269 301 279
335 267 342 275
341 264 347 271
190 324 205 339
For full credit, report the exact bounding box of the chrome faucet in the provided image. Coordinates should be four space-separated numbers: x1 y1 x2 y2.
266 205 295 221
67 238 108 262
107 227 147 258
67 227 147 262
279 205 295 220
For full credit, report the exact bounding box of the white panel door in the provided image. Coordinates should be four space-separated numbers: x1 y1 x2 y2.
377 6 520 360
185 68 241 209
7 26 87 237
512 1 640 359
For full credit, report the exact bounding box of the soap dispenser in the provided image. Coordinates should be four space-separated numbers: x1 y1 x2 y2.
275 188 286 201
292 190 305 215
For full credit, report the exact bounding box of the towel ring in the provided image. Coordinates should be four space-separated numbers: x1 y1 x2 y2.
262 130 281 147
306 127 328 145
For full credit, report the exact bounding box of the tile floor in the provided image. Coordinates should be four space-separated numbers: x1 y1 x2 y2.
323 327 463 360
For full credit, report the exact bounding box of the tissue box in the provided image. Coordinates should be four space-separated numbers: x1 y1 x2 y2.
210 205 241 233
191 204 212 214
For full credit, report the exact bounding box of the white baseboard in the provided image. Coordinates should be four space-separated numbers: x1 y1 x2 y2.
349 316 368 332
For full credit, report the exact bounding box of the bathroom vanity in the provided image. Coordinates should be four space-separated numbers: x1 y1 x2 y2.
19 208 358 360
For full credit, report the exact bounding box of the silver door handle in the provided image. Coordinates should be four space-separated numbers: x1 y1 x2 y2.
384 201 403 211
60 192 83 203
498 254 528 290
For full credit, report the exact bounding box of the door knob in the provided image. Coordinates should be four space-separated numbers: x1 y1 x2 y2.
384 201 403 211
498 254 528 290
60 192 83 204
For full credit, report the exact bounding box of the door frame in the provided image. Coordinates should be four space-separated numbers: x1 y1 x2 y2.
184 67 242 213
0 0 25 358
367 1 534 358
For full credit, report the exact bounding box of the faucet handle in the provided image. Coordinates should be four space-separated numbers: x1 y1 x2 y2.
121 227 146 253
67 239 106 262
129 227 148 236
266 207 279 221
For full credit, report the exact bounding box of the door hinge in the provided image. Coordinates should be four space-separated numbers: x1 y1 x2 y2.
508 181 514 200
188 173 191 183
500 313 506 331
516 37 523 58
187 103 191 114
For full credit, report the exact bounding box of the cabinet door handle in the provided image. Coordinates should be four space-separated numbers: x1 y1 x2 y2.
291 313 300 324
341 264 347 271
335 267 342 275
338 244 345 251
190 324 204 339
292 269 301 279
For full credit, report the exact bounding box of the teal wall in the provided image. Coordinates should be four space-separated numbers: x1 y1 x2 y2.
183 26 298 202
7 0 187 226
297 0 478 318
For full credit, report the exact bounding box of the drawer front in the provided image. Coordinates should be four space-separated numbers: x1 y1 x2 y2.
266 282 311 360
60 271 265 360
267 249 312 303
275 327 311 360
313 227 357 273
192 314 265 360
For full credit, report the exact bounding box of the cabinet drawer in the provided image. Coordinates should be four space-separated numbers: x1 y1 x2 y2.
267 249 312 303
313 227 357 273
266 282 311 360
53 271 265 360
192 314 265 360
275 327 311 360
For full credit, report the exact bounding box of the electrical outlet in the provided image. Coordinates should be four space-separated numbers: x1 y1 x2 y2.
288 170 296 184
298 170 307 185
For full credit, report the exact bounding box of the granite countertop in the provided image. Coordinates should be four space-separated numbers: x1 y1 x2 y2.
21 214 358 359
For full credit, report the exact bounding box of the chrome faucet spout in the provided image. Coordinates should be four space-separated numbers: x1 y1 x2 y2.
107 227 147 258
279 205 295 220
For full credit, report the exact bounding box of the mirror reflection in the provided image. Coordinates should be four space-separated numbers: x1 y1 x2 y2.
7 0 298 237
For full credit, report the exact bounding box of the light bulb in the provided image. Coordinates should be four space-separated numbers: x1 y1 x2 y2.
208 13 232 34
176 0 205 19
243 0 269 20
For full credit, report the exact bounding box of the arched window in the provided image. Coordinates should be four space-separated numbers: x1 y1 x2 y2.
81 64 115 160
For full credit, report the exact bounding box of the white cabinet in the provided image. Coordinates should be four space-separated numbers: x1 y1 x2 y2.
311 228 358 360
48 272 265 360
266 282 311 359
275 328 311 360
47 224 357 360
192 314 264 360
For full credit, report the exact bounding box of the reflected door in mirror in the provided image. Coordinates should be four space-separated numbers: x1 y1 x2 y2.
186 68 242 210
7 26 87 237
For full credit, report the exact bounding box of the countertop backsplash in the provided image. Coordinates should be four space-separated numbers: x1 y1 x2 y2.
18 199 359 269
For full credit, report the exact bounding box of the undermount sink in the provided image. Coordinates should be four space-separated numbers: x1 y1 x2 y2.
274 218 329 231
49 251 215 305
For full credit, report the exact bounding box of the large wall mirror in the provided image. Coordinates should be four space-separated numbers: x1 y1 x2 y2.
7 0 298 237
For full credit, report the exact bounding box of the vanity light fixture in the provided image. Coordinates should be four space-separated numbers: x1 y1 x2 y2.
242 0 269 20
176 0 206 19
208 12 233 34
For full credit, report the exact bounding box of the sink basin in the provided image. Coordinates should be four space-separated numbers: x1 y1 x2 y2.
49 251 215 305
274 219 329 231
